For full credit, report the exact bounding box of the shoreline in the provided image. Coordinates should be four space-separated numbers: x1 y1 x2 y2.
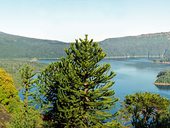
153 61 170 64
38 56 160 60
154 82 170 86
0 56 161 61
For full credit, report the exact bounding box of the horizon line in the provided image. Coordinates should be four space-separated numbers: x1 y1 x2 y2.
1 30 170 43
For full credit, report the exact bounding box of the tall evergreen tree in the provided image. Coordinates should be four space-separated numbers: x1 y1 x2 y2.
19 65 36 109
40 35 118 127
8 65 42 128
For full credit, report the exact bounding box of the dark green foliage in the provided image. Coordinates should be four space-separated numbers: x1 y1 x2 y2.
39 35 118 127
157 71 168 77
119 92 170 128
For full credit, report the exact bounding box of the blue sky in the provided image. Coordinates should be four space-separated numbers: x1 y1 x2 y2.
0 0 170 42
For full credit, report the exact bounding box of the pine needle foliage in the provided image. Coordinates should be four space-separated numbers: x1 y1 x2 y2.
40 35 118 127
119 92 170 128
8 65 43 128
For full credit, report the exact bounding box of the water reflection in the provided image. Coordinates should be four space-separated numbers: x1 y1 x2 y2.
155 85 170 91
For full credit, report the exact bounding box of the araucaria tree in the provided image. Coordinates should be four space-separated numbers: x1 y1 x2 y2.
8 65 42 128
39 35 118 127
120 92 170 128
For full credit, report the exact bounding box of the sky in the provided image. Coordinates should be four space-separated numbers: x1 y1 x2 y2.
0 0 170 42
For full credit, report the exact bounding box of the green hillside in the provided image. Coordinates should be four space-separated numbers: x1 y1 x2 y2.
0 32 69 58
1 31 170 59
100 32 170 58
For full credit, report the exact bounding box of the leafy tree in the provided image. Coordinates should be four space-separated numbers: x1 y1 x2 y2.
0 68 20 127
0 68 19 112
39 35 118 127
119 92 170 128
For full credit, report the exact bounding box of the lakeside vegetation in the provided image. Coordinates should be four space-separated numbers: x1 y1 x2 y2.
153 58 170 64
0 36 169 127
0 59 46 89
155 70 170 86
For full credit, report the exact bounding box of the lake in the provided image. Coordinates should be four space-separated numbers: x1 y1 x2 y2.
39 58 170 100
35 58 170 112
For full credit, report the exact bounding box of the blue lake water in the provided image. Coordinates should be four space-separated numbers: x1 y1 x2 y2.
38 58 170 101
106 59 170 100
34 58 170 113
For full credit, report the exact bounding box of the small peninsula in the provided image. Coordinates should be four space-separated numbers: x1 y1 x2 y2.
154 70 170 86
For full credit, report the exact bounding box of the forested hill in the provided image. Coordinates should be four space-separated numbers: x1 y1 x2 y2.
1 31 170 59
100 32 170 58
0 32 69 58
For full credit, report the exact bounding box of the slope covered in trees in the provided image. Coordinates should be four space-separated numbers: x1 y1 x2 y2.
0 35 169 127
0 32 69 58
100 32 170 58
1 31 170 58
0 60 46 88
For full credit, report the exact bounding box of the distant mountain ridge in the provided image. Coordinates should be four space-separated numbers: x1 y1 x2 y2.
100 32 170 58
0 32 69 58
0 31 170 59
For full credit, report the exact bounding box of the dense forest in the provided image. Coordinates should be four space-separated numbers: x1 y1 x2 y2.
100 32 170 58
1 31 170 59
0 36 169 128
0 32 69 58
